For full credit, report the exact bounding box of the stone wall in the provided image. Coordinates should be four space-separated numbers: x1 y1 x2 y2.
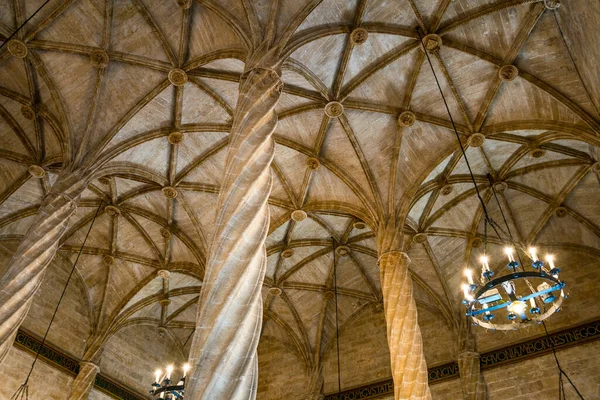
100 324 186 395
257 337 310 399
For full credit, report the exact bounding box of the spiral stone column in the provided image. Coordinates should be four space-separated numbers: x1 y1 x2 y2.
185 56 282 400
68 361 100 399
458 351 485 400
378 228 431 400
0 169 89 365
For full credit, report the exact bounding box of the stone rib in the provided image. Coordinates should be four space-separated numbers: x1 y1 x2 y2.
379 251 431 400
0 169 88 365
185 64 282 400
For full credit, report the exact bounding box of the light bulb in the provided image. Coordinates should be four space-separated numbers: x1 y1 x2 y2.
480 255 490 271
462 284 474 302
529 247 538 261
155 369 162 384
464 269 474 285
183 363 191 377
507 300 527 315
546 254 555 269
504 247 515 262
166 365 174 380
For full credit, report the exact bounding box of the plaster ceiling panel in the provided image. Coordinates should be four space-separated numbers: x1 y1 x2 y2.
0 177 43 218
117 212 161 260
168 272 201 290
345 110 397 205
483 77 586 128
275 93 318 115
348 234 376 250
394 123 457 204
511 146 574 171
344 45 417 106
141 0 182 57
350 251 379 293
0 0 14 29
427 235 467 299
111 0 171 62
270 165 295 203
496 188 548 242
430 183 478 217
509 164 582 199
61 206 107 247
0 96 37 155
407 192 431 229
551 139 595 155
515 12 596 115
277 246 328 282
123 275 162 311
80 186 102 201
268 295 304 345
286 251 331 286
441 3 534 61
334 254 372 293
122 191 167 222
175 132 228 178
37 51 97 139
111 137 170 177
170 233 200 264
537 213 600 250
408 244 444 296
281 67 320 92
438 47 499 123
422 152 454 186
179 144 227 186
347 224 371 239
91 63 167 147
0 161 28 198
429 191 479 232
362 0 416 26
291 216 334 241
195 78 239 114
172 197 207 253
439 0 502 27
0 114 30 158
0 214 35 236
304 164 364 211
564 172 600 227
266 220 290 248
320 118 375 205
272 143 310 202
410 57 468 127
181 81 232 125
296 0 357 32
167 293 198 317
176 191 219 243
36 0 104 47
266 253 279 280
41 120 64 162
480 138 521 172
112 177 150 199
343 34 413 90
311 213 352 238
128 300 162 320
289 34 347 91
169 302 198 326
0 57 28 97
108 85 174 147
201 58 245 74
130 213 167 256
187 3 246 61
104 259 157 318
268 206 293 234
169 328 194 350
451 145 489 175
283 287 323 350
412 283 438 310
275 108 325 148
261 318 293 346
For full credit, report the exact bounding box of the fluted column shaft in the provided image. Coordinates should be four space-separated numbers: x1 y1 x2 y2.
458 351 486 400
185 61 282 400
68 361 100 400
379 251 431 400
0 169 88 365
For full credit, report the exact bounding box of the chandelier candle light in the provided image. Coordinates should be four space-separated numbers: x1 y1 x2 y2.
461 245 566 330
150 364 190 399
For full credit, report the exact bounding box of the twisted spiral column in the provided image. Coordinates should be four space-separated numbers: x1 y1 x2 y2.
0 169 88 365
68 361 100 400
458 351 486 400
185 63 282 400
379 251 431 400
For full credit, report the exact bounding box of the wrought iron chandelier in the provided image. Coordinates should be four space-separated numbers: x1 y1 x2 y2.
149 364 189 399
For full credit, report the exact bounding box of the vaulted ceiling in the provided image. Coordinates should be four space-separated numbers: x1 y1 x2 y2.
1 0 599 384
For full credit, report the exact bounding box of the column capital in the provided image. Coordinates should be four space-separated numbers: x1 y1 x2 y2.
79 360 100 372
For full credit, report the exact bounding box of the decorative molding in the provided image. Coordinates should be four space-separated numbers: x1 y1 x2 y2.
324 319 600 399
13 329 146 400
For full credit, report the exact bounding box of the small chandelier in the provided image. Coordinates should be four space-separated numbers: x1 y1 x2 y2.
462 244 566 330
150 364 190 399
